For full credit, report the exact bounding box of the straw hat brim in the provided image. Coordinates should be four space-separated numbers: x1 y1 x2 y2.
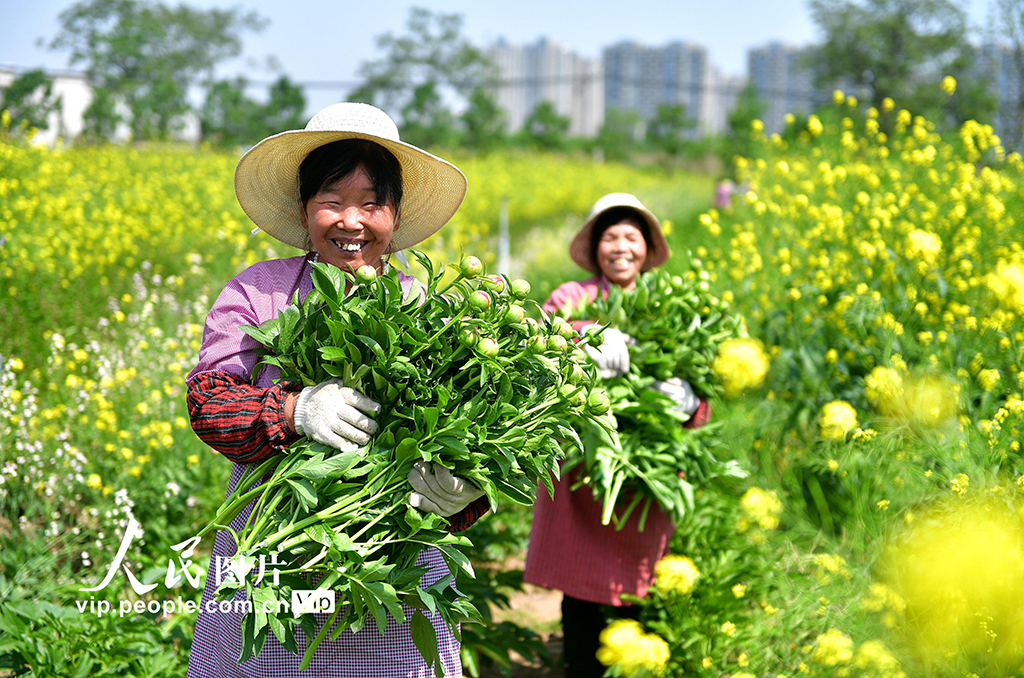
234 130 467 251
569 202 670 274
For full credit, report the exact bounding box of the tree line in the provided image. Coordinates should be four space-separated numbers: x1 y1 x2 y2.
5 0 1024 155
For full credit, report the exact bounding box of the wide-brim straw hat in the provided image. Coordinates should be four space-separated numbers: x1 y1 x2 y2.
569 193 670 274
234 102 467 251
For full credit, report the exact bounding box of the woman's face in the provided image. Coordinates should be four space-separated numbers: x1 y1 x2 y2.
301 165 398 273
595 218 648 289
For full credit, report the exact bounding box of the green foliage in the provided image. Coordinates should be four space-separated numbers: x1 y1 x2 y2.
0 70 61 135
519 102 571 151
808 0 987 122
200 76 306 147
646 104 696 157
49 0 266 140
460 87 508 152
562 266 747 525
205 254 609 669
596 108 644 162
350 6 495 144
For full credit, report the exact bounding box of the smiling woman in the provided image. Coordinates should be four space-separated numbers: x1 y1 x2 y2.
185 102 485 678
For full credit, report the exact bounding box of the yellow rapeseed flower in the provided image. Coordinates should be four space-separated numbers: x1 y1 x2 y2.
712 337 771 398
86 473 102 489
596 619 670 675
654 554 699 594
811 628 854 666
739 487 783 530
819 400 858 440
942 75 957 95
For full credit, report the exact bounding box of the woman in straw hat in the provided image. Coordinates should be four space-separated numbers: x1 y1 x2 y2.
186 102 485 677
523 194 711 678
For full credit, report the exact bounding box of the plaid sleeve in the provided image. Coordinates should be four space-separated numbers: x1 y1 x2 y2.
447 495 490 533
187 371 303 464
684 399 711 429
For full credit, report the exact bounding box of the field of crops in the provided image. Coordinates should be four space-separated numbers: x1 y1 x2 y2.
2 81 1024 678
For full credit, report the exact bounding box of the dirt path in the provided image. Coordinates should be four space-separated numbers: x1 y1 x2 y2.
478 583 565 678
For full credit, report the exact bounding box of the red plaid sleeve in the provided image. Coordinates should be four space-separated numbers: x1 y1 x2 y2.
447 496 490 533
683 399 711 429
187 371 303 464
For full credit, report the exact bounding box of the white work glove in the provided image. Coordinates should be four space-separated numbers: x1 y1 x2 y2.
293 379 381 451
580 325 635 379
649 377 700 416
407 461 485 517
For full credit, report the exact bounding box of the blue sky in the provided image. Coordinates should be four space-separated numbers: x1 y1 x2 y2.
1 0 996 114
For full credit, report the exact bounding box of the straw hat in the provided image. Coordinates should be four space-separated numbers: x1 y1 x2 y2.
234 102 467 251
569 193 670 274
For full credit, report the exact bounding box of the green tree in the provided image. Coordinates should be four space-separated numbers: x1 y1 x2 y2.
201 75 306 146
49 0 266 141
595 107 644 162
646 103 696 156
0 70 62 134
460 87 506 151
719 82 767 174
520 101 570 151
809 0 980 116
350 7 495 143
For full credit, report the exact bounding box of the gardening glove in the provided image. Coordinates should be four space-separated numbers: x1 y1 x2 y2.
407 461 485 517
293 379 381 452
579 325 635 379
649 377 701 416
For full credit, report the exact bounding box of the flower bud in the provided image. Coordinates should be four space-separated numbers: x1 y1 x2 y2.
459 327 480 348
547 335 569 352
477 337 499 358
504 304 526 324
460 256 484 278
482 274 506 293
510 279 532 299
587 390 611 415
355 265 377 285
468 290 492 310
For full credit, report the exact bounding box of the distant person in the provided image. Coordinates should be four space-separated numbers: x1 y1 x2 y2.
523 193 711 678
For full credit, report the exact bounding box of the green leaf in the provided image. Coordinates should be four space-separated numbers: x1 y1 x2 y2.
410 610 443 678
311 261 344 302
285 478 317 510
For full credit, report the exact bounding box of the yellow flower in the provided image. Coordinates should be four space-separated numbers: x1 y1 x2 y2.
807 115 823 136
712 337 771 398
654 554 699 594
721 621 737 637
9 358 24 372
812 554 852 583
951 472 970 496
187 454 200 468
942 75 957 95
596 619 670 675
833 89 845 105
882 97 895 112
864 366 904 416
86 473 102 489
701 656 713 669
740 487 783 530
905 229 942 266
978 369 1000 391
819 400 858 440
988 261 1024 314
811 628 854 666
732 583 747 598
853 639 902 674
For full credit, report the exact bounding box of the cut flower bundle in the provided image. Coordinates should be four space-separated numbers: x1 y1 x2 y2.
198 252 609 673
563 257 748 528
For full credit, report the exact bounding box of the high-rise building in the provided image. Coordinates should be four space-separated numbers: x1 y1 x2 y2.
747 42 820 133
977 42 1024 145
603 40 715 134
489 37 604 137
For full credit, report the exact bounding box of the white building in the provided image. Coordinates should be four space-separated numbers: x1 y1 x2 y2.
0 66 93 145
489 37 604 138
746 42 821 134
603 40 718 135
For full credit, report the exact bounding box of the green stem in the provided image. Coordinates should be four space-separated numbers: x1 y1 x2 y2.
299 605 342 671
196 457 282 539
